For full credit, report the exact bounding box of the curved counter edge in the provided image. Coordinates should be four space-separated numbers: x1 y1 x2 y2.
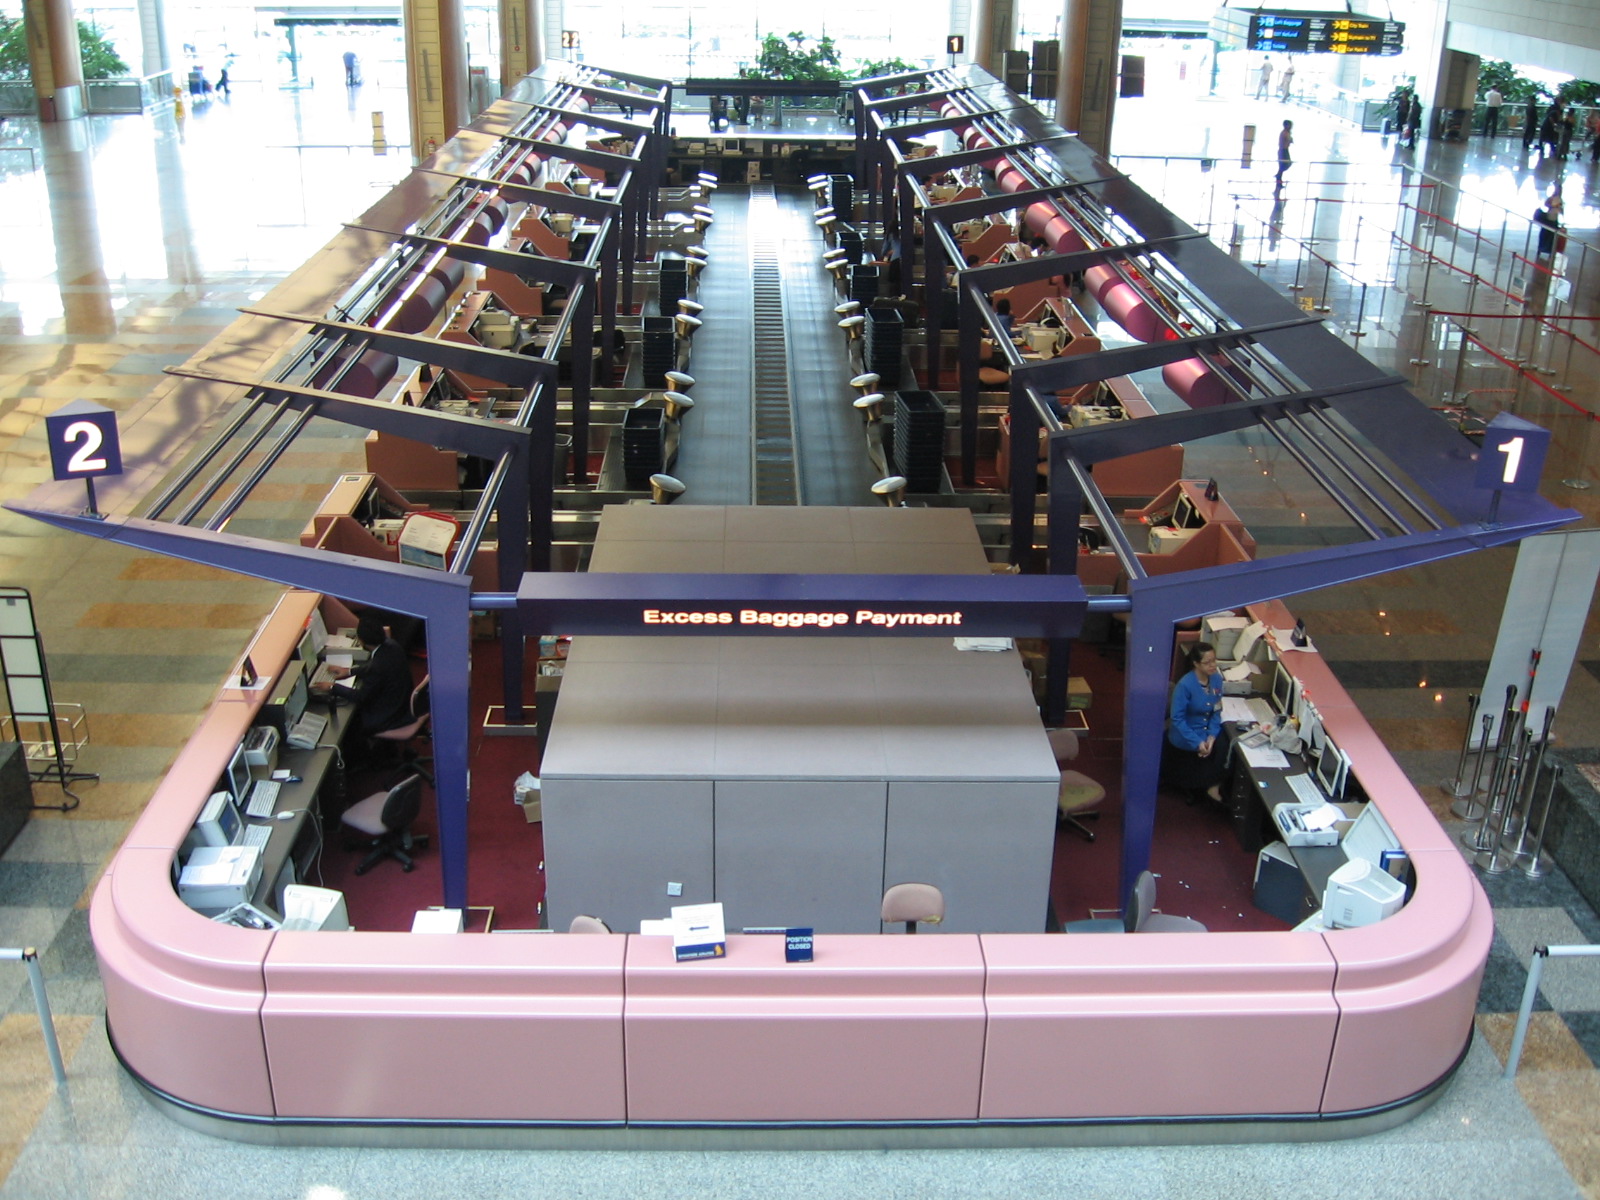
113 1021 1469 1150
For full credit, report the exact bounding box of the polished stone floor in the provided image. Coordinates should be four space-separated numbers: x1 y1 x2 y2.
0 81 1594 1200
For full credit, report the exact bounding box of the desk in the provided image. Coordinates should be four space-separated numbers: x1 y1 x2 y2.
1226 736 1359 919
243 701 353 919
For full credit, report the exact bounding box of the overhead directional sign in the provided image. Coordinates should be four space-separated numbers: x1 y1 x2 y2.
1212 8 1404 56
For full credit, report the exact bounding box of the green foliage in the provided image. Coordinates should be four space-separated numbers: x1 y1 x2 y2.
1476 61 1546 103
755 32 844 83
854 57 921 81
0 16 128 82
1556 78 1600 106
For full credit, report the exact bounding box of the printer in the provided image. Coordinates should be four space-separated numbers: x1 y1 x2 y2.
1322 857 1406 928
178 845 263 915
1272 802 1342 847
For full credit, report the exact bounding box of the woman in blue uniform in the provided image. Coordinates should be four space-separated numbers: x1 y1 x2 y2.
1164 641 1226 804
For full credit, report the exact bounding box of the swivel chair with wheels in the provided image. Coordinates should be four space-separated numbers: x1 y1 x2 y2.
1047 727 1104 842
569 914 612 933
1127 870 1208 932
372 674 432 784
881 882 944 933
341 773 430 874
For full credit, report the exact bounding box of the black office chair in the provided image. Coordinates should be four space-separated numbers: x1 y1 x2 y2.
341 774 430 874
371 674 432 784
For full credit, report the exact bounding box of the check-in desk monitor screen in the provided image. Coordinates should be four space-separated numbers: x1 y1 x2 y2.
1269 660 1297 719
1314 741 1347 802
224 743 251 805
1342 801 1400 868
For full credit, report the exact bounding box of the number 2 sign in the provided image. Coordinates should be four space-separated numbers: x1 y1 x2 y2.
1475 412 1550 495
44 400 122 482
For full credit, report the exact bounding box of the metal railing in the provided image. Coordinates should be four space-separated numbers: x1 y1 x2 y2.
0 947 66 1086
1505 943 1600 1079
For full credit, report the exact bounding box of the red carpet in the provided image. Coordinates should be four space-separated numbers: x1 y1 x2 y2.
315 636 547 933
1047 639 1289 932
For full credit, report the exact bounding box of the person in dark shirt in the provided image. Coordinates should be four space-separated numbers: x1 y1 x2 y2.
326 615 415 734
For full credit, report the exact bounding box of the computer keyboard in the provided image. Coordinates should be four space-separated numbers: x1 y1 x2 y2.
1284 773 1324 806
1245 698 1276 726
309 662 339 690
286 711 328 750
240 823 274 852
246 779 281 818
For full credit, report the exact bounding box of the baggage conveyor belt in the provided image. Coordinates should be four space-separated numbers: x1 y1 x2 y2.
665 185 881 507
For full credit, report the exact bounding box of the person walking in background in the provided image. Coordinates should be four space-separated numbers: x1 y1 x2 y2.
1255 59 1273 100
343 50 361 86
1483 86 1503 138
1406 93 1423 147
215 67 230 98
1275 119 1294 190
1539 103 1562 156
1278 60 1295 102
1534 194 1565 258
1524 97 1542 150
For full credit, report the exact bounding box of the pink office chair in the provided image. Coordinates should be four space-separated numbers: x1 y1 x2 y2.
881 882 945 933
373 674 432 784
340 774 430 874
1047 727 1104 842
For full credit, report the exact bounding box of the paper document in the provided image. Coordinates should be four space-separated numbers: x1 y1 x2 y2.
1241 745 1290 770
1271 628 1315 653
325 653 354 670
1222 663 1255 682
1301 802 1344 830
1206 615 1249 631
1221 697 1258 724
954 637 1014 652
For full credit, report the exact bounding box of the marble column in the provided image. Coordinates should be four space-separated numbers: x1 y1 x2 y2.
499 0 544 89
404 0 470 162
22 0 85 121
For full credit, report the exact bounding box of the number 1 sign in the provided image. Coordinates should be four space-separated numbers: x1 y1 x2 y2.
43 400 122 518
1475 412 1550 495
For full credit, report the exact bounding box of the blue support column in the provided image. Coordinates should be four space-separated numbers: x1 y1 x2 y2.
1120 585 1177 909
424 589 475 910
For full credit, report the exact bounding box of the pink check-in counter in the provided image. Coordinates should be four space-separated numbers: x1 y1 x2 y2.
90 586 1488 1140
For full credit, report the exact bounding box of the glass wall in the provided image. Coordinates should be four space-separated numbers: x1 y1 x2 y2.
556 0 949 78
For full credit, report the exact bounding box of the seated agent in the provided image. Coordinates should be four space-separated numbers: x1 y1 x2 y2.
1163 641 1227 805
323 614 415 735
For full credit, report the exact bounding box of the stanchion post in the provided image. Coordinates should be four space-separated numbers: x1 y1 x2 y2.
0 949 66 1086
1444 691 1481 798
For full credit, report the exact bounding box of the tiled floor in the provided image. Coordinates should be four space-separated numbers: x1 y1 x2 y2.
0 81 1595 1199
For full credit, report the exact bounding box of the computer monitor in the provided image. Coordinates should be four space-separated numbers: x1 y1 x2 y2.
192 790 242 849
1341 802 1400 868
307 608 329 658
1269 660 1297 719
297 627 318 666
1314 740 1346 802
1173 493 1203 530
280 884 351 932
283 666 309 728
224 743 252 804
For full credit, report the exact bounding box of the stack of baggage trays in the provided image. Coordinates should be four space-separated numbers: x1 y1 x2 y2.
657 257 689 316
640 315 674 388
864 308 903 387
892 391 946 493
621 407 666 485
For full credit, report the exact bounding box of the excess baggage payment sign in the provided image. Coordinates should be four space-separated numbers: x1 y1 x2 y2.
1245 10 1403 55
517 572 1089 639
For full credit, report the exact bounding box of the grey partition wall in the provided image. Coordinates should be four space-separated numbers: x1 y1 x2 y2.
539 506 1060 934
